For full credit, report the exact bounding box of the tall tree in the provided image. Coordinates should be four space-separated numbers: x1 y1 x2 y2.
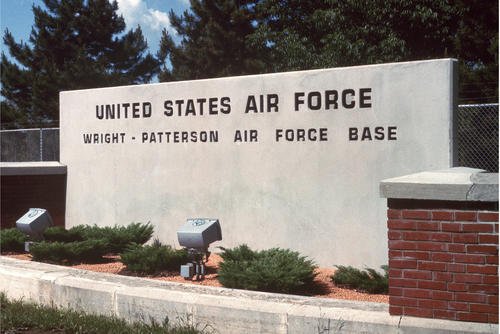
250 1 460 68
454 0 498 103
160 0 497 103
1 0 159 129
251 0 498 103
158 0 266 81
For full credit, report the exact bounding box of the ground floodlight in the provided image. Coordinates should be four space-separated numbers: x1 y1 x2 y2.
177 218 222 249
16 208 53 241
177 218 222 280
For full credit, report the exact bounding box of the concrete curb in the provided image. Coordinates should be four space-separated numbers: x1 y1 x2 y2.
0 256 497 333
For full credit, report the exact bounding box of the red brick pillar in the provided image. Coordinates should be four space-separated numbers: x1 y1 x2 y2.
381 169 498 324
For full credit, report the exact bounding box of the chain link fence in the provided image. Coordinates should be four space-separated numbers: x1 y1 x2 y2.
456 104 498 172
0 128 59 162
1 104 498 172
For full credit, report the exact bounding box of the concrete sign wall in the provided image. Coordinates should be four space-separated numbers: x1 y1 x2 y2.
60 59 456 267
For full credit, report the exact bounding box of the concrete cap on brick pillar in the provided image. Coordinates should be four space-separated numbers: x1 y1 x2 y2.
380 167 498 202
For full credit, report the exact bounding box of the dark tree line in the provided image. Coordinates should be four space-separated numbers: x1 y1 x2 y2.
159 0 497 103
1 0 497 129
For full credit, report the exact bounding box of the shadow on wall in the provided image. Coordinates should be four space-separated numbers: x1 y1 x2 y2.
0 163 66 229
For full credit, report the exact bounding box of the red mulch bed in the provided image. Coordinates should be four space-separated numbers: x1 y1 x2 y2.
3 252 388 304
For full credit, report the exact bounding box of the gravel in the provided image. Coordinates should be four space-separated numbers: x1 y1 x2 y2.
4 253 389 304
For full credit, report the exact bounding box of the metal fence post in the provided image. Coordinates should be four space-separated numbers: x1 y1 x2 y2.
39 128 43 161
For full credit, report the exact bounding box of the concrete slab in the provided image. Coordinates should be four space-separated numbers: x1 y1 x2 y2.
0 161 67 175
61 59 456 268
0 257 497 333
380 167 498 201
51 275 118 316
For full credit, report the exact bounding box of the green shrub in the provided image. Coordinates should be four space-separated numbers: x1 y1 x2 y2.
331 265 388 294
43 226 84 242
218 244 257 262
30 241 69 263
30 239 108 263
0 228 27 252
120 240 189 274
73 222 154 253
29 222 154 263
218 244 317 294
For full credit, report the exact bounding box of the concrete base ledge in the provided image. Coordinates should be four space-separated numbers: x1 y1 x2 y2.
0 257 497 334
0 161 67 175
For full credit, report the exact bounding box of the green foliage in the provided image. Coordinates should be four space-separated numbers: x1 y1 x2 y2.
332 265 388 294
1 0 497 128
218 244 317 294
43 226 84 243
251 1 459 68
0 293 205 334
1 0 159 129
218 244 257 262
30 239 108 264
251 0 497 103
160 0 497 103
73 222 154 253
28 223 153 264
0 228 27 252
29 222 154 263
158 0 266 81
120 240 189 275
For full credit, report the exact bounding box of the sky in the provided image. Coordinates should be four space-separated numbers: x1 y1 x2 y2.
0 0 190 57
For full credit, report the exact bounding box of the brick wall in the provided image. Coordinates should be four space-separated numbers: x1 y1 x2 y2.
387 199 499 323
1 174 66 229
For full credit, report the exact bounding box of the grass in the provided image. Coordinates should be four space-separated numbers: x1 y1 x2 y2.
0 293 207 334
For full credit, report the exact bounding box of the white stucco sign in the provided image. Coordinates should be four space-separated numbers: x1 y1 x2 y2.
60 59 456 267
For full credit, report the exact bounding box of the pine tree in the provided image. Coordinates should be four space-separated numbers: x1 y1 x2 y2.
158 0 266 82
1 0 159 129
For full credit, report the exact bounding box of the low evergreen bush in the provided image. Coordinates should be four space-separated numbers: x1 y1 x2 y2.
120 240 189 274
30 239 108 263
43 226 84 242
218 244 317 294
74 222 154 253
331 265 388 294
28 222 153 264
0 228 27 252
